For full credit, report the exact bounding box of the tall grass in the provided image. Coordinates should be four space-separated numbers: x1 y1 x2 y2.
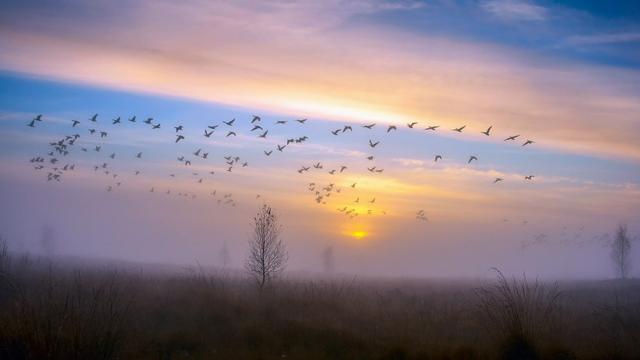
475 268 562 359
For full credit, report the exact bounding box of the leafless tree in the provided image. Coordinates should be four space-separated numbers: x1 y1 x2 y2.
245 205 287 289
611 224 631 279
219 241 231 268
322 245 334 273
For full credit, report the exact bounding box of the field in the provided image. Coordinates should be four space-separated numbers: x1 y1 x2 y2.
1 249 639 360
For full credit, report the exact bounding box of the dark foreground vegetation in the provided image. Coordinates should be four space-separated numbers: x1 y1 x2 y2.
1 254 639 359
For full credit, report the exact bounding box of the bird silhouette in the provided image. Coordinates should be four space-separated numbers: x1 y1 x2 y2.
313 162 323 169
100 131 108 138
468 155 478 163
226 131 237 137
369 140 380 148
27 120 35 127
277 144 286 152
89 129 96 134
259 130 268 138
363 123 376 129
128 116 136 122
204 130 213 137
264 150 273 156
342 125 352 132
331 129 341 135
194 149 201 157
339 166 347 173
276 120 287 124
435 155 442 162
208 124 219 130
453 125 466 132
425 125 439 131
224 118 235 126
251 125 263 131
72 120 80 127
407 122 418 128
144 117 153 124
175 125 183 132
524 175 535 180
481 126 492 136
387 125 397 132
522 140 534 146
252 115 261 123
152 124 161 129
112 117 121 125
493 177 504 184
296 118 307 123
175 135 185 143
89 114 98 122
504 135 520 141
34 114 43 121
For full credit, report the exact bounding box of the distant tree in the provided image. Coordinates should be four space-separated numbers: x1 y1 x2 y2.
246 205 287 289
41 225 56 257
219 241 231 268
322 245 334 273
611 224 632 279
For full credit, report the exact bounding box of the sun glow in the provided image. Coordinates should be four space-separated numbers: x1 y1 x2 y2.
350 230 368 240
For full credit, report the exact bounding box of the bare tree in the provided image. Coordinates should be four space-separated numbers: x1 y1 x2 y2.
322 245 334 273
611 224 631 279
246 205 287 288
219 241 231 268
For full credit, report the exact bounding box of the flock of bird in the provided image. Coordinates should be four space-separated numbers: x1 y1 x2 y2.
26 112 538 222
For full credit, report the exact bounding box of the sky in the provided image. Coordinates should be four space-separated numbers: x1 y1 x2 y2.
0 0 639 278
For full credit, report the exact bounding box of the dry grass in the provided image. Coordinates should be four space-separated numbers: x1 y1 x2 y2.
0 253 639 359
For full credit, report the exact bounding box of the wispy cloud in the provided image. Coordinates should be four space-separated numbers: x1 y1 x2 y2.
1 0 640 162
566 32 640 45
481 0 547 21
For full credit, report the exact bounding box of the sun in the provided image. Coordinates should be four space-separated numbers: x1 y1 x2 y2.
351 230 368 240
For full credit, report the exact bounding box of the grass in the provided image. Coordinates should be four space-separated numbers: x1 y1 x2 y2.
0 252 639 359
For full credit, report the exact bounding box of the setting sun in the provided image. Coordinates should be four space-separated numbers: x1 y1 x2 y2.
351 230 368 240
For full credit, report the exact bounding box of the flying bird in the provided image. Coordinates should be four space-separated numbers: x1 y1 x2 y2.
89 114 98 122
71 120 80 127
363 123 376 129
204 130 213 138
504 135 520 141
468 155 478 164
112 117 121 125
277 144 286 152
226 131 236 137
144 117 153 124
331 129 341 135
407 122 418 128
175 125 183 132
369 140 380 148
342 125 352 132
264 150 273 156
152 123 161 129
175 135 185 143
425 125 439 131
276 120 287 125
251 125 263 131
251 115 261 123
296 118 307 123
481 126 492 136
453 125 466 132
259 130 268 138
524 175 535 180
434 155 442 162
27 120 35 127
522 139 534 146
128 116 136 122
493 177 504 184
223 118 235 126
387 125 397 132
